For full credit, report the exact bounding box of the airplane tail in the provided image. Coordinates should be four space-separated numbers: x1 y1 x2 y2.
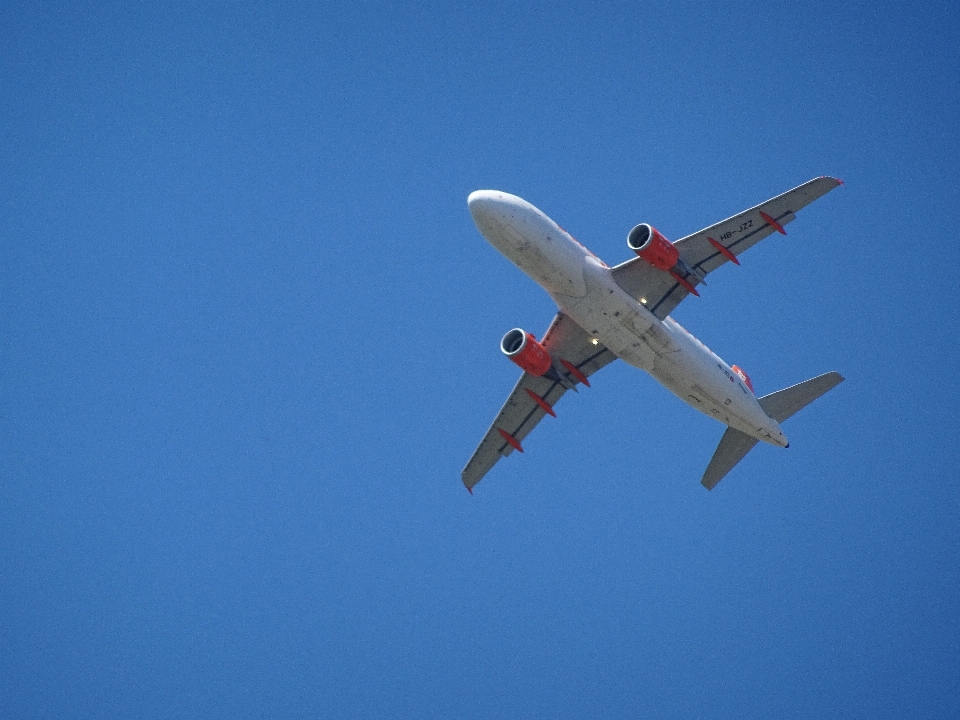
701 371 845 489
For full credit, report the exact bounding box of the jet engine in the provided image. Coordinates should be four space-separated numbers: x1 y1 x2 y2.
501 328 553 376
627 223 679 270
627 223 703 296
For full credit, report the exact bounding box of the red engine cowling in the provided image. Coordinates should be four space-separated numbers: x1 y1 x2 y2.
627 223 679 270
501 328 553 376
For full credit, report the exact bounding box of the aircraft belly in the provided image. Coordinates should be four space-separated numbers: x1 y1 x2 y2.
499 216 587 298
652 352 747 427
473 208 587 298
551 261 672 371
650 334 786 445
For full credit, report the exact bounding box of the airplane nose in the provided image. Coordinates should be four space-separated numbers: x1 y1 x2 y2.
468 190 500 218
468 190 509 235
467 190 492 207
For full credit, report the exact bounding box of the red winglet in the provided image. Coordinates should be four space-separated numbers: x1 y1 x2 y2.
759 211 787 235
559 359 590 387
466 486 473 495
525 388 556 417
669 271 700 297
497 428 524 452
708 236 740 265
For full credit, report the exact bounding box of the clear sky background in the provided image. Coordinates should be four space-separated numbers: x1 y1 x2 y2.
3 1 959 717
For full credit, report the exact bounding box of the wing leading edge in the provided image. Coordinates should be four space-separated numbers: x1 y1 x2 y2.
461 313 616 491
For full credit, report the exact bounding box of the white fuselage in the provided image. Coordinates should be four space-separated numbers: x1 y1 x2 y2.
468 190 788 447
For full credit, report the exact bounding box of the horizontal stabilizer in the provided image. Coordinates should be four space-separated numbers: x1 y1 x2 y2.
701 427 759 490
758 371 845 423
702 371 845 489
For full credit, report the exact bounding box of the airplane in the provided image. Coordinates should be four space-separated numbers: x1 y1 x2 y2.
462 177 844 493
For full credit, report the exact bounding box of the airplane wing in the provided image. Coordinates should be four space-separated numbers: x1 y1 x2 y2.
610 176 842 319
462 312 617 491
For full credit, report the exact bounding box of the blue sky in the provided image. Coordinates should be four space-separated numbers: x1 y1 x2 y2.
2 1 959 717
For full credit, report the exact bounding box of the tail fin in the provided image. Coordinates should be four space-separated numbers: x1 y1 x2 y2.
701 371 845 490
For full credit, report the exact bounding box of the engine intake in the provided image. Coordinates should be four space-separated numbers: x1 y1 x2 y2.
627 223 679 271
501 328 553 377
